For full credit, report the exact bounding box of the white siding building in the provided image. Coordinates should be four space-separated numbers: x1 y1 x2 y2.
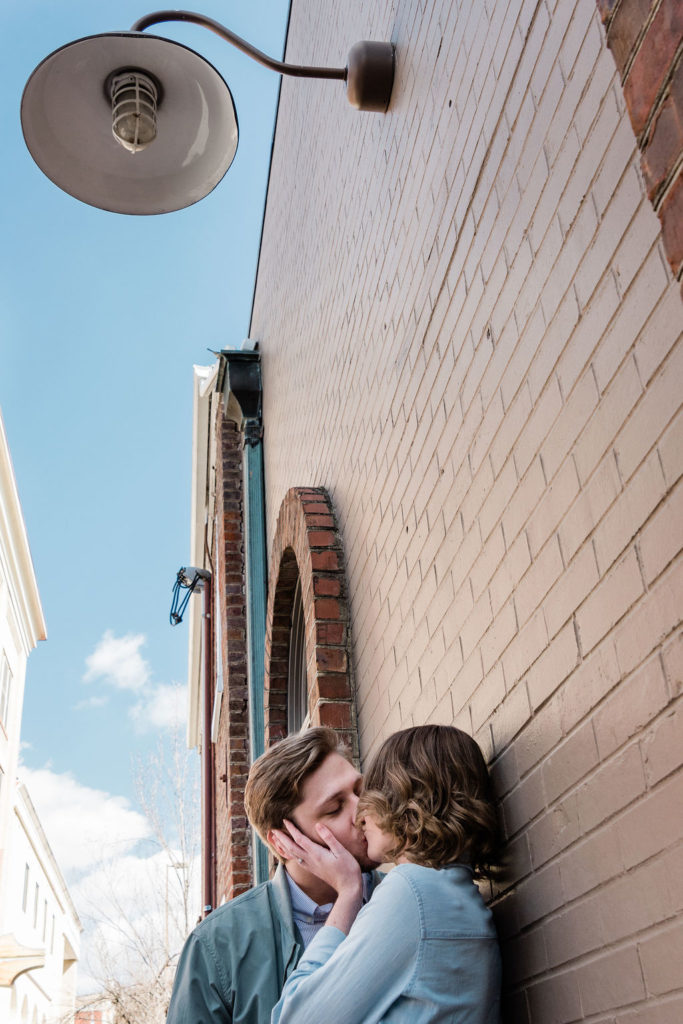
0 410 81 1023
0 409 45 886
1 783 81 1024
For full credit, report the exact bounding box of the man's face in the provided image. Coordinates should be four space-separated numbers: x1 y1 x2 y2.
291 752 379 870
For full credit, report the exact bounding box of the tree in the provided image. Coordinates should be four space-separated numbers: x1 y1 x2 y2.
60 726 201 1024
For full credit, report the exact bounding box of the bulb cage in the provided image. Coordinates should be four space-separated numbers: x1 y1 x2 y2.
109 68 159 152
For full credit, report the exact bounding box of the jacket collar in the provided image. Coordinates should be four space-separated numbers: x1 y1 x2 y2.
270 862 296 927
269 864 302 978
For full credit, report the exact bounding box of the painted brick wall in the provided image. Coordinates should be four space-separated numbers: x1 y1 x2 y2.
213 417 252 903
251 0 683 1018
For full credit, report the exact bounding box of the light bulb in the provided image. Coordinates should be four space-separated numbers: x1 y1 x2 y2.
109 69 158 153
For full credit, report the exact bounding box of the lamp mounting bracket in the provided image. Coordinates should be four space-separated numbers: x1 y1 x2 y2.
130 9 395 111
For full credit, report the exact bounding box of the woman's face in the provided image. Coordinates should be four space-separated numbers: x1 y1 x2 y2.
359 811 395 864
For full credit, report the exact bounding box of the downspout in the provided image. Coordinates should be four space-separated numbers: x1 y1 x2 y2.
221 350 269 885
202 573 216 915
243 421 269 885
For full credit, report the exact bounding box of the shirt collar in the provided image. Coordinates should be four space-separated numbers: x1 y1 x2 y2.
285 870 373 920
285 871 334 920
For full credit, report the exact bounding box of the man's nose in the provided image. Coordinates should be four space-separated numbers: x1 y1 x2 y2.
349 791 360 823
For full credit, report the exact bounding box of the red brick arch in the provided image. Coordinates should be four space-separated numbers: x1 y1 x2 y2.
263 487 357 755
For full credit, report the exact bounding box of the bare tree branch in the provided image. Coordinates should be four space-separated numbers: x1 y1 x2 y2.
72 724 200 1024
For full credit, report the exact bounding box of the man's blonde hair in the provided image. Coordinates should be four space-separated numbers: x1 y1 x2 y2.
245 727 349 845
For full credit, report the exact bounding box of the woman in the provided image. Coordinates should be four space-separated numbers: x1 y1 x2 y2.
271 724 502 1024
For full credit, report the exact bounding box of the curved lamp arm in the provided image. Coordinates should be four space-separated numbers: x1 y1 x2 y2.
130 10 348 80
20 7 393 215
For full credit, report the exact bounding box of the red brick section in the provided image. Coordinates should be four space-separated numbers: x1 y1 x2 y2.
264 487 357 757
597 0 683 284
213 416 252 902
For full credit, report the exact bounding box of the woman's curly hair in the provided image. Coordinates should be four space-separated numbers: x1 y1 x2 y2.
357 725 501 877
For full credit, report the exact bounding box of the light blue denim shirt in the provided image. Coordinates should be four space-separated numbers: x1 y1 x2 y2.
272 862 501 1024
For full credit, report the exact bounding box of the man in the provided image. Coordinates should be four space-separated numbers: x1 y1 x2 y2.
166 727 382 1023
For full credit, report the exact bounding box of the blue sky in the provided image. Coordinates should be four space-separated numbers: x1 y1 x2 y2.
1 0 289 923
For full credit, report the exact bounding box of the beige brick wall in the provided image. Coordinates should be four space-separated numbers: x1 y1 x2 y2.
251 0 683 1018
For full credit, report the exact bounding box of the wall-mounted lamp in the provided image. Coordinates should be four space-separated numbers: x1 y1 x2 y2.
20 10 395 215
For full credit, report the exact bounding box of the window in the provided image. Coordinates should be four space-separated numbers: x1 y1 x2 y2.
287 576 308 733
0 653 11 728
50 915 55 954
33 883 39 928
42 900 48 940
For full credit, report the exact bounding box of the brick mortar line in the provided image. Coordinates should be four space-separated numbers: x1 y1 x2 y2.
650 129 683 216
490 598 681 775
501 910 681 991
538 446 683 606
506 706 682 842
502 690 681 845
600 0 625 34
610 338 682 487
582 993 683 1024
398 1 548 384
501 947 644 1009
431 87 630 483
637 39 683 152
618 0 664 84
490 821 673 919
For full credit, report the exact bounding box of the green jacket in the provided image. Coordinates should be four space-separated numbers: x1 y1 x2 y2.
166 866 383 1024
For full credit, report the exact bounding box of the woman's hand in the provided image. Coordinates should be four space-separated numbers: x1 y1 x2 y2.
273 818 363 897
272 818 363 935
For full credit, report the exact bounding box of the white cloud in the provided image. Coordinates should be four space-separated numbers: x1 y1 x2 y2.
130 683 188 733
73 848 199 945
83 631 150 692
81 633 186 734
19 764 201 994
20 765 152 877
75 694 110 710
74 849 201 994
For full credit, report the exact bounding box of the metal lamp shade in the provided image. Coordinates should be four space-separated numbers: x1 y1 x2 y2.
21 33 239 215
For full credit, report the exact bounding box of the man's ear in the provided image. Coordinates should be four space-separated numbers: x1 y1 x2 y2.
267 828 287 861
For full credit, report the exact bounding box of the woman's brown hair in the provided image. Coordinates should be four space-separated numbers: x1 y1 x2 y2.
358 725 501 876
